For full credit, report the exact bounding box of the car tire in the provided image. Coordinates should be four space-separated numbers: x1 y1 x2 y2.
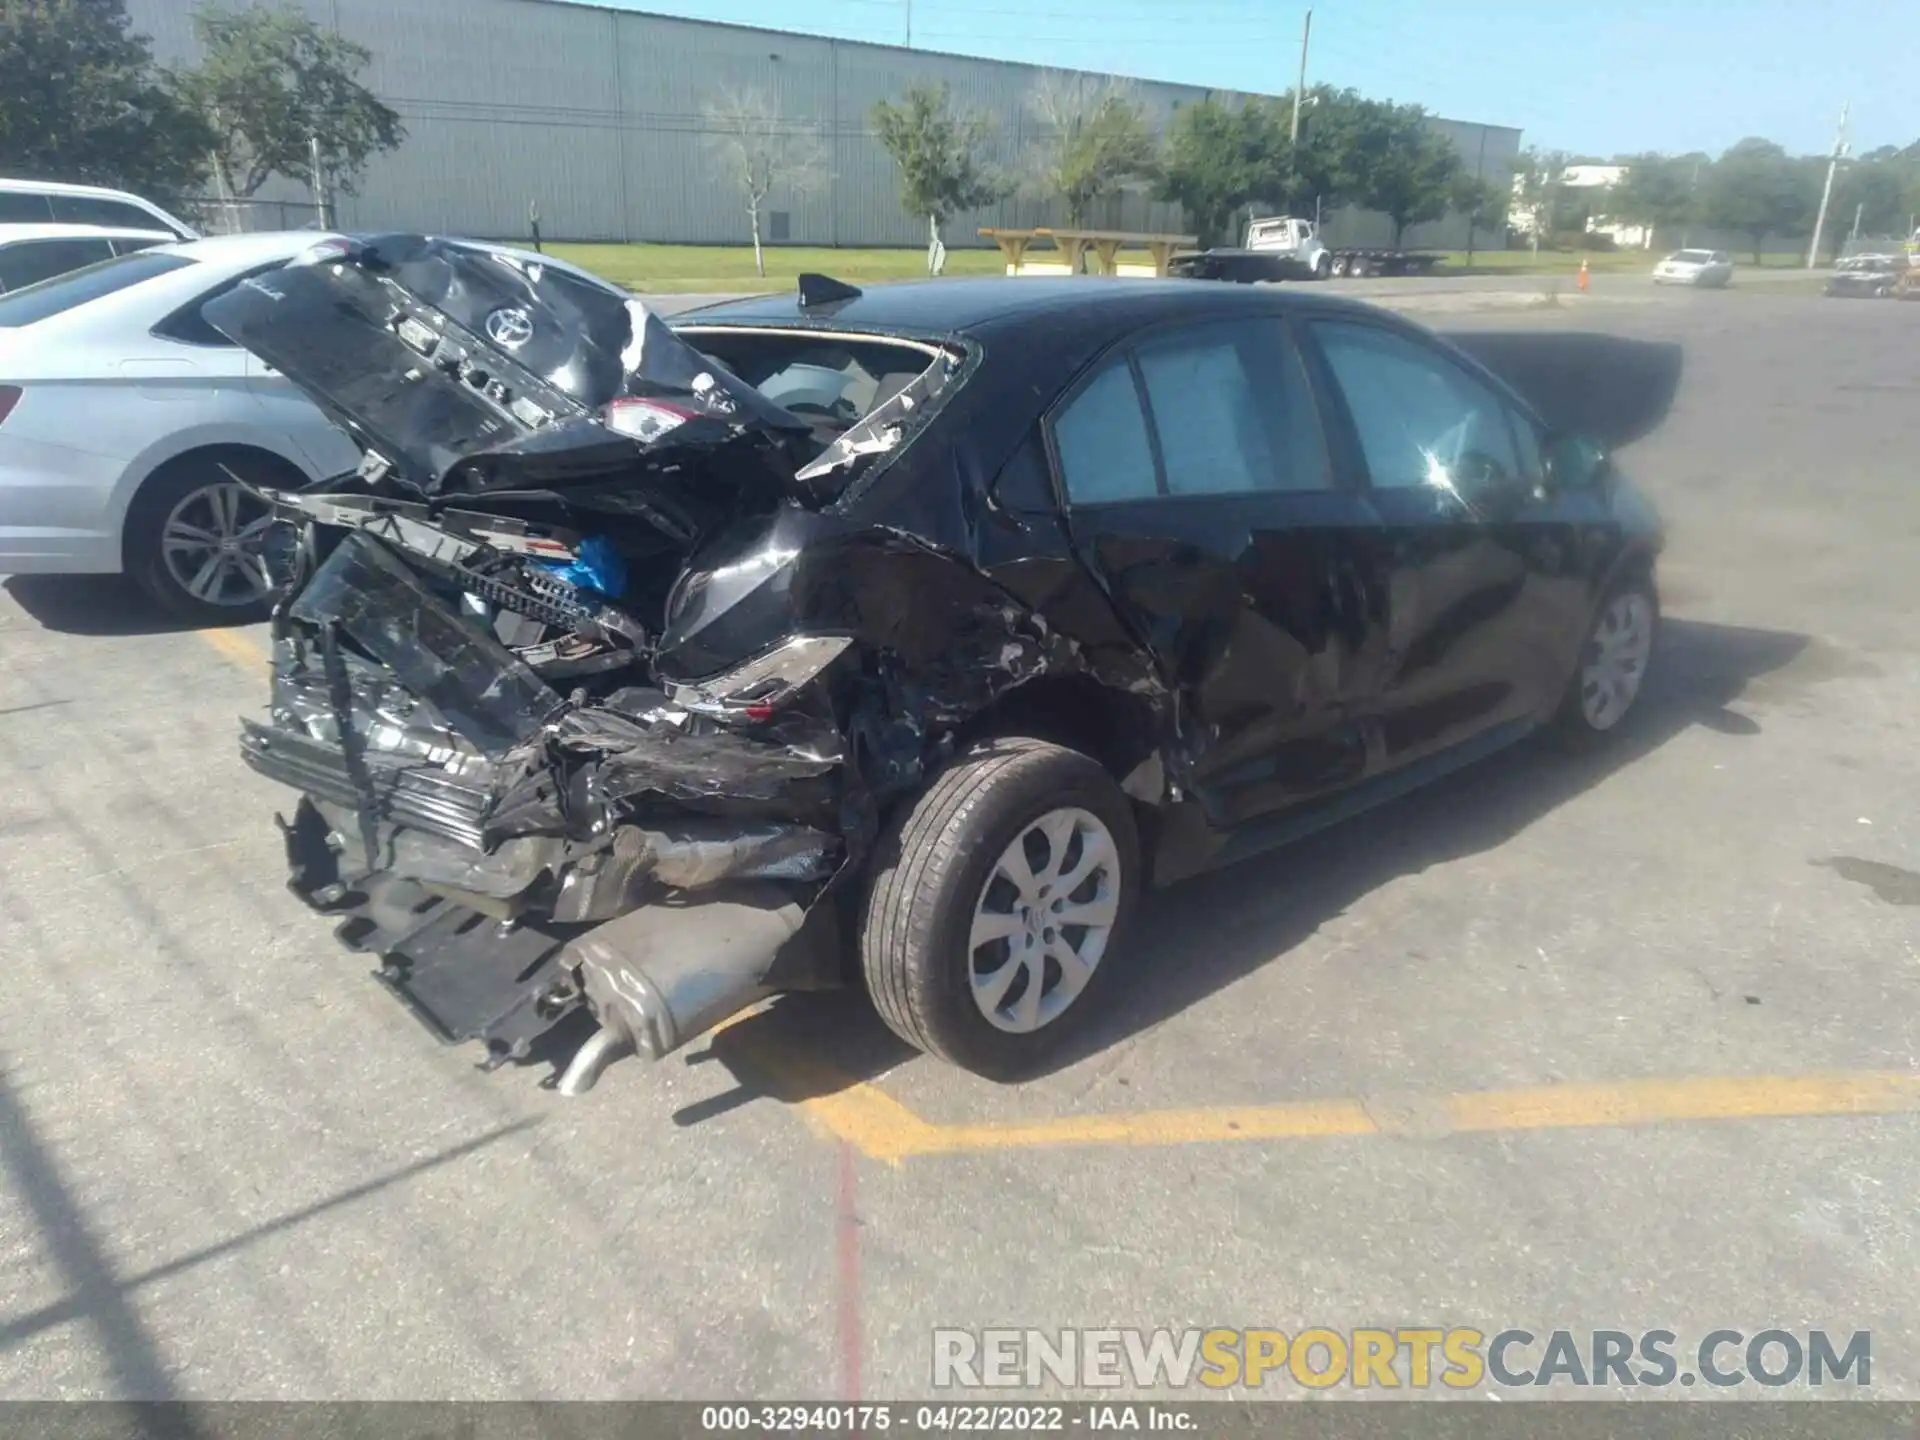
859 737 1141 1080
1330 254 1349 277
1313 253 1333 280
124 451 301 625
1553 573 1660 749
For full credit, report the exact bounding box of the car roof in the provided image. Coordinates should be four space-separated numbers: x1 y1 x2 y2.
162 230 351 265
0 222 175 245
678 276 1383 338
0 177 159 200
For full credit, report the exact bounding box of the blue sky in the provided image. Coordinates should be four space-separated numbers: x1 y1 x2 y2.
588 0 1897 158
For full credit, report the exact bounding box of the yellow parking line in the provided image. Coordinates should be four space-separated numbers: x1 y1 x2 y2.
196 625 269 671
814 1071 1920 1162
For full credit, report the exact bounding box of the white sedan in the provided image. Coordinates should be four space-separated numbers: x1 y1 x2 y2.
0 231 620 621
1653 249 1734 287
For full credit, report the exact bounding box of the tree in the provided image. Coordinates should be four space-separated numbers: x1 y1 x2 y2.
1698 137 1816 263
1025 71 1159 226
1605 153 1700 248
0 0 210 202
1832 148 1919 246
1331 99 1462 247
1447 172 1505 267
704 84 829 277
1156 96 1289 247
1511 147 1571 251
180 1 402 215
871 83 1009 275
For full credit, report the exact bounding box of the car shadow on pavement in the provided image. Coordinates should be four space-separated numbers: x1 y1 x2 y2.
672 617 1813 1107
1056 616 1810 1073
3 575 205 637
1444 330 1685 448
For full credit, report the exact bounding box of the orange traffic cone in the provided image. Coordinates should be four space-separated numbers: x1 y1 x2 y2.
1577 257 1590 293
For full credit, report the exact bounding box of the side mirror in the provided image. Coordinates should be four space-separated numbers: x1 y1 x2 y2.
1544 433 1611 490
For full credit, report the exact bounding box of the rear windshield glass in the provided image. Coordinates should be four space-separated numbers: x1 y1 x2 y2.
0 250 193 327
681 332 940 430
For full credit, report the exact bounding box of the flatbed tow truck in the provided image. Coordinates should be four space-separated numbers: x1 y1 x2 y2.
1168 215 1443 283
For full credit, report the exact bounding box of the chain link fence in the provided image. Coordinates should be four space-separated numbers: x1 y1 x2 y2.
183 197 328 235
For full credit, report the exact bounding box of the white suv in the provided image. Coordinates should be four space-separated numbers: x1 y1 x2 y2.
0 179 199 242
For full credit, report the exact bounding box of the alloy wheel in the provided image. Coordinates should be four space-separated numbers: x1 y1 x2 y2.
1581 591 1654 731
160 480 279 609
967 807 1121 1034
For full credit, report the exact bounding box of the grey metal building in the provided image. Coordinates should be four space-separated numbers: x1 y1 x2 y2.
123 0 1521 250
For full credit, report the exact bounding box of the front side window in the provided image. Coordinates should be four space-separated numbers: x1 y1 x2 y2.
1052 355 1158 504
1312 320 1521 497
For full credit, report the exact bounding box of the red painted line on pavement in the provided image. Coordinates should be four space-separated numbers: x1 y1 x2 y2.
835 1140 864 1402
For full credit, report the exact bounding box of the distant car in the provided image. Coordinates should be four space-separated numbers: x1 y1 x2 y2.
0 178 199 241
1653 249 1733 287
0 231 630 621
0 223 174 293
1825 255 1900 299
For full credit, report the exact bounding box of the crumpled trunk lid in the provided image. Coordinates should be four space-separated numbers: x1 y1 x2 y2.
201 233 810 501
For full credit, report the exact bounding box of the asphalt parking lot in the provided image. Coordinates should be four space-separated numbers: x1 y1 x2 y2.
1 283 1916 1401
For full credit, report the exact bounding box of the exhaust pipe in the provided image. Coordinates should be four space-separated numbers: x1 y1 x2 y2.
555 882 805 1095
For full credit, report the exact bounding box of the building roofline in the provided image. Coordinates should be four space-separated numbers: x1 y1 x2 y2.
494 0 1520 134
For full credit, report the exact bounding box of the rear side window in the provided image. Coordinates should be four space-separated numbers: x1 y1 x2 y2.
0 191 56 223
0 237 115 293
1053 355 1159 504
0 251 194 327
1135 320 1330 495
1312 321 1521 494
48 194 164 231
152 263 288 346
1136 327 1275 495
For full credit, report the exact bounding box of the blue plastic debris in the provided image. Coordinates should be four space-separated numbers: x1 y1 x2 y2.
538 535 628 599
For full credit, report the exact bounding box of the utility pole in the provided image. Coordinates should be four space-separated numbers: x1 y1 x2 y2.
904 0 912 46
1289 9 1312 149
1805 101 1849 268
308 133 330 229
1288 8 1312 210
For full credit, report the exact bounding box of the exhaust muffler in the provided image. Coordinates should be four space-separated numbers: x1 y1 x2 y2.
555 882 806 1095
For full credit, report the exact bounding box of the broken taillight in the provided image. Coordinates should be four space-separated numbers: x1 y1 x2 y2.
605 396 699 444
0 386 20 426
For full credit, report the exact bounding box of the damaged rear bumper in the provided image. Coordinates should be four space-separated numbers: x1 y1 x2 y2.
246 526 852 1087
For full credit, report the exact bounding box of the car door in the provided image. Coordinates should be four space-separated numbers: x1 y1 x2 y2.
1050 314 1381 832
1304 317 1588 771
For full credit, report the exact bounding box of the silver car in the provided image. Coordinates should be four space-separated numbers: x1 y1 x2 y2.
0 231 621 622
1653 249 1733 287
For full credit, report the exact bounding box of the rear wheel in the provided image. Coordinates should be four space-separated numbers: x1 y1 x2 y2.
859 738 1140 1079
124 452 299 624
1555 576 1659 747
1330 254 1350 277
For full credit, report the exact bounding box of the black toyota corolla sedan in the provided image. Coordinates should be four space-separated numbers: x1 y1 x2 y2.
207 236 1662 1092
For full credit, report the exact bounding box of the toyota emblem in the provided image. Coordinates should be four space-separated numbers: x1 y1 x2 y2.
484 307 535 348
